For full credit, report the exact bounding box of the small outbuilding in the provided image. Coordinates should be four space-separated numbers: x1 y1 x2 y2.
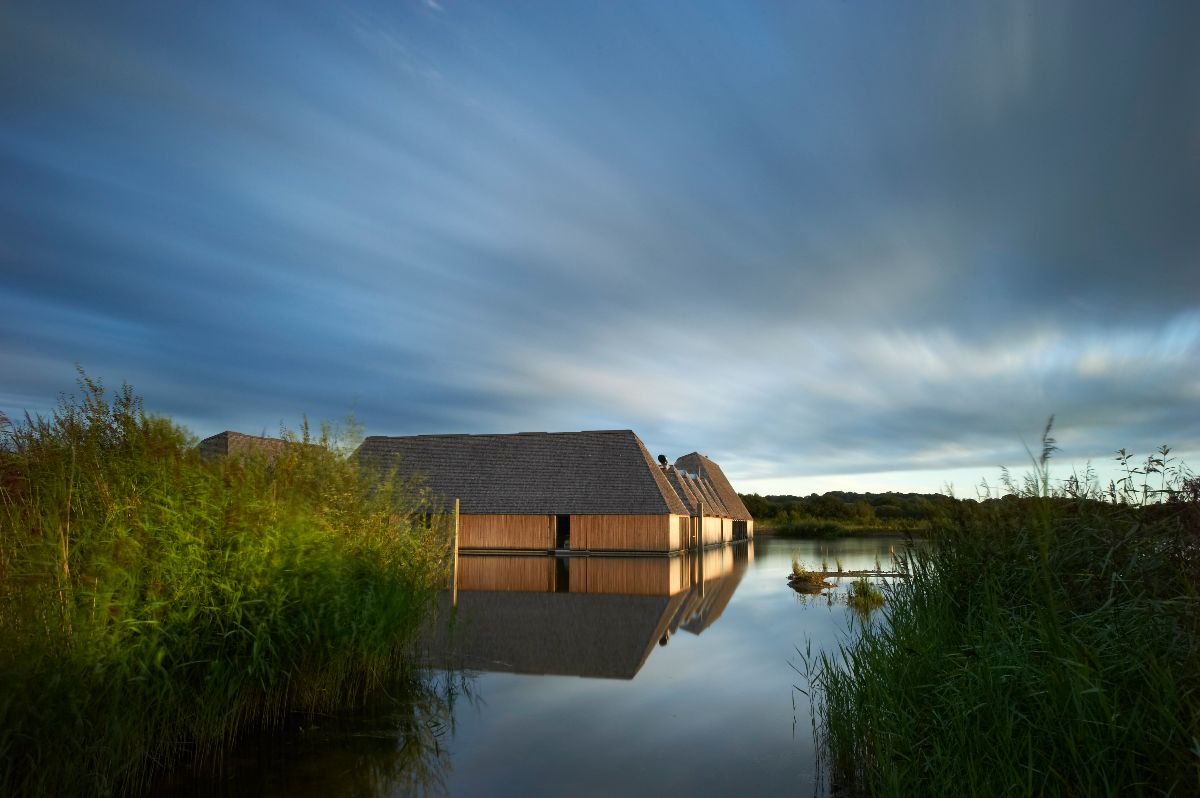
198 430 294 461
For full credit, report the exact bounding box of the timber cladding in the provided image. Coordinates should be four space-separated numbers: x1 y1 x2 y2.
700 515 722 544
572 514 683 552
459 513 694 551
460 514 552 550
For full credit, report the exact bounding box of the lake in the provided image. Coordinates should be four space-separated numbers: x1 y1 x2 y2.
166 535 913 797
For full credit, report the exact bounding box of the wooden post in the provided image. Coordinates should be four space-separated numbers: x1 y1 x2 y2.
698 499 705 598
452 498 460 608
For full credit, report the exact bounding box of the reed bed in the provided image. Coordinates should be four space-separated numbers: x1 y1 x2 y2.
806 431 1200 796
0 375 452 796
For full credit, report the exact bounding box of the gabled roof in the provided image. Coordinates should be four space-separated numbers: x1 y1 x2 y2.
690 471 732 517
356 430 688 515
663 465 730 517
664 466 703 514
674 452 753 520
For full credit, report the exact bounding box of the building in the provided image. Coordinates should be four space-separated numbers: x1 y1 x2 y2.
675 452 755 541
355 429 752 554
198 430 295 460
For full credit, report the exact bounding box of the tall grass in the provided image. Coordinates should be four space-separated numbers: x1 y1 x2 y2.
0 375 452 796
807 431 1200 796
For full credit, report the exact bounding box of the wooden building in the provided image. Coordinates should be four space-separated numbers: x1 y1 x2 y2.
355 430 753 554
675 452 755 541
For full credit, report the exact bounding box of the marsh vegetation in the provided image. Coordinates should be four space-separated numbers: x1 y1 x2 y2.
804 428 1200 796
0 375 452 796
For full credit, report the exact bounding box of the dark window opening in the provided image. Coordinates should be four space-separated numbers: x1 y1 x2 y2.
733 520 748 541
555 514 571 550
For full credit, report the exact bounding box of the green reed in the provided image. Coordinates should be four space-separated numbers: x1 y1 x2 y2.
0 374 452 796
845 576 884 614
805 430 1200 796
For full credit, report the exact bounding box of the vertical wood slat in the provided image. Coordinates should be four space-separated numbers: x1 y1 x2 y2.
459 514 553 549
571 514 671 551
458 513 729 552
452 498 460 606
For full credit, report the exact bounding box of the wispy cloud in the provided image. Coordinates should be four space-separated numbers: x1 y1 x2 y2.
1 0 1197 492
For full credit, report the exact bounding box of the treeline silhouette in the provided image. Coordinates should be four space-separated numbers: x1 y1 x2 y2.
739 491 954 535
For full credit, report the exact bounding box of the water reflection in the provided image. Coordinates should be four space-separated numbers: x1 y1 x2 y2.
426 545 753 680
160 536 919 797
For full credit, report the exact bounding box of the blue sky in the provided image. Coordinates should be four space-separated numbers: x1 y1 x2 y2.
2 1 1198 495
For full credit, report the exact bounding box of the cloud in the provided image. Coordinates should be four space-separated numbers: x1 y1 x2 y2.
1 0 1197 492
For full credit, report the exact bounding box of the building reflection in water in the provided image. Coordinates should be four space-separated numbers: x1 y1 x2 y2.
423 543 754 680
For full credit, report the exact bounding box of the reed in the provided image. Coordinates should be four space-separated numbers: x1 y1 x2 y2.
805 429 1200 796
0 374 452 796
845 576 884 614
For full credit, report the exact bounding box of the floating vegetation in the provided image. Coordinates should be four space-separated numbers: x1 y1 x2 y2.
845 577 885 613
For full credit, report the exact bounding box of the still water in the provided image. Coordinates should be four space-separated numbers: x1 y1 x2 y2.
170 536 912 797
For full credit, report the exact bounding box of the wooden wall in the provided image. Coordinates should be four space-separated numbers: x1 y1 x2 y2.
573 514 677 551
699 516 722 545
460 514 552 550
460 513 700 552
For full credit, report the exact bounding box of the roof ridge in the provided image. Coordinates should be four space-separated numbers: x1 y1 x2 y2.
363 429 635 440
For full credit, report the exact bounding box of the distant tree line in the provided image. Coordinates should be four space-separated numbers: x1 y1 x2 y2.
741 475 1200 537
739 491 959 536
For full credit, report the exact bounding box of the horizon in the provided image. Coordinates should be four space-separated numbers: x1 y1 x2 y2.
3 1 1198 495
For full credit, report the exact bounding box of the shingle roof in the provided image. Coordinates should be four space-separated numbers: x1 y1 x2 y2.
198 430 292 460
689 471 732 517
674 452 753 520
664 466 703 514
356 430 688 515
663 465 730 517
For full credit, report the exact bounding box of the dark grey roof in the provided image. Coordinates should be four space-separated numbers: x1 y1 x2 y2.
663 465 729 517
356 430 688 515
198 430 292 460
664 466 703 514
689 471 732 517
674 453 753 520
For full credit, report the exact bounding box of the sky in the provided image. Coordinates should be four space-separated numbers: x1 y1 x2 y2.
2 0 1198 496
